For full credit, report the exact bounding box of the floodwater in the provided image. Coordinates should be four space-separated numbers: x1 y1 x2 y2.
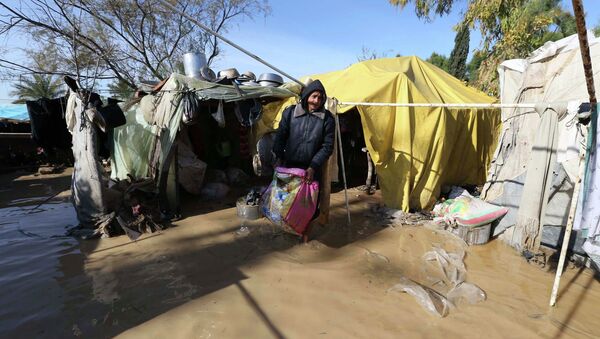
0 202 81 337
1 174 599 338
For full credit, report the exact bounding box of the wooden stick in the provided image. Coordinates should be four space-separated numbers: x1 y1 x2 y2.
550 147 586 306
317 142 332 225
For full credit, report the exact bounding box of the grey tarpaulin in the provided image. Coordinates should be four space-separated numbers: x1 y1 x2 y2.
66 92 116 230
483 33 599 250
111 73 296 182
509 105 564 251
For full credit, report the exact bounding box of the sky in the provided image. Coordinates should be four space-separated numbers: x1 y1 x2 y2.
1 0 600 103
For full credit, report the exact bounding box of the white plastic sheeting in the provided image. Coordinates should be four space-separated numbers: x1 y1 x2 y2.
575 104 600 260
483 33 600 249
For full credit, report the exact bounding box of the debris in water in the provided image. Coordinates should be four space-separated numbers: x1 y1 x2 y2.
235 225 250 236
388 277 453 317
364 248 390 263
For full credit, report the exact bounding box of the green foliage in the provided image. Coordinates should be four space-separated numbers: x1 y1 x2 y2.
594 20 600 37
426 52 449 71
388 0 454 21
466 50 486 83
448 25 469 80
10 74 64 104
391 0 578 96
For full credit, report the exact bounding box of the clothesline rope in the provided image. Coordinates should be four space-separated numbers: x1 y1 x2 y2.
337 101 538 109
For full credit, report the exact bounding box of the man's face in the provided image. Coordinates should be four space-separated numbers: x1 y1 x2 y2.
307 91 323 112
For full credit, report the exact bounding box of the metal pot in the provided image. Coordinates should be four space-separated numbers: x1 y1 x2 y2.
218 68 240 80
182 52 207 79
240 80 260 87
240 71 256 81
258 80 281 87
200 66 216 82
257 73 283 84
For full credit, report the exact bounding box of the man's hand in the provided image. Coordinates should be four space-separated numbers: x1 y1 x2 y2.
305 167 315 182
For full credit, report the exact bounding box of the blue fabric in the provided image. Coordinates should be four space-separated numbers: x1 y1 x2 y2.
0 104 28 120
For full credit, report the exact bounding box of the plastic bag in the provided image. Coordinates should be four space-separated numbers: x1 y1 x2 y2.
261 167 319 235
211 100 226 128
447 282 486 305
284 177 319 234
423 247 466 285
261 168 303 227
180 90 199 125
388 277 453 317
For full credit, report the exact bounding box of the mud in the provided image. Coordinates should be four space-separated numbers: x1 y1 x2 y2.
1 172 599 338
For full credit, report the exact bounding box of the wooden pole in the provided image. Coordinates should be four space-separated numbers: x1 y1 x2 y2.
550 148 586 306
571 0 597 107
317 109 334 225
549 0 596 307
333 99 352 228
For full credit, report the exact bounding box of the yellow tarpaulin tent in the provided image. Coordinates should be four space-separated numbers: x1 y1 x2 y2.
257 56 501 211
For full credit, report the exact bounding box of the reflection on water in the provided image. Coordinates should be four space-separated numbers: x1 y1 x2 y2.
0 202 80 337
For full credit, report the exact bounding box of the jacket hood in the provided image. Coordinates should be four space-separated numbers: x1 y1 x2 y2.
301 79 327 111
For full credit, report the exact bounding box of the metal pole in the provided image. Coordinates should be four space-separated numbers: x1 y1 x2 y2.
0 132 31 139
157 0 304 87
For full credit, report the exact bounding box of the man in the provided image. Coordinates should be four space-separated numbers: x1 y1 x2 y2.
273 79 335 242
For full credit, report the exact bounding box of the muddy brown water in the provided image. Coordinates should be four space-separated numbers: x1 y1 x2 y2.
1 172 599 338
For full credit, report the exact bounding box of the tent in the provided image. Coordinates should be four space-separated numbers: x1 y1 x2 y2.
111 73 296 214
482 33 600 253
257 56 501 211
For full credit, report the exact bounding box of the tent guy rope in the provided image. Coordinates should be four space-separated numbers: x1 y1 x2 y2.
338 101 539 109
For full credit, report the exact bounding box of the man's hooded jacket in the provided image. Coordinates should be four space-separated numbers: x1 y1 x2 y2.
273 80 335 171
